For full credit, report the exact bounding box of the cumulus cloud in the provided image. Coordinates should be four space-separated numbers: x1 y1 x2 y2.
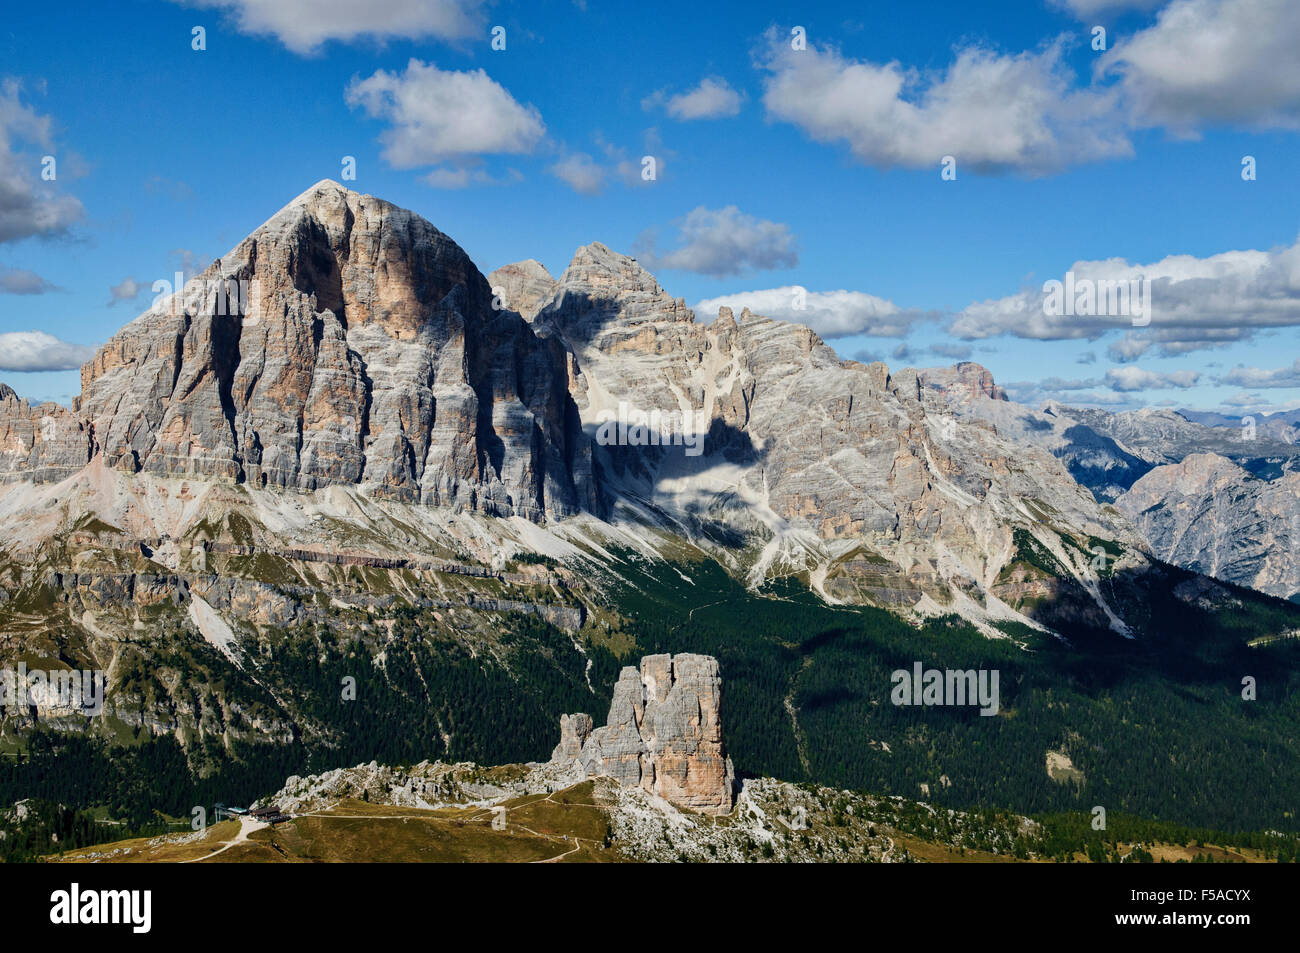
635 206 797 278
173 0 484 55
1219 359 1300 388
0 80 84 245
694 286 930 338
0 330 93 371
951 236 1300 355
757 30 1130 175
0 266 56 294
1106 333 1152 362
421 165 520 188
548 153 605 194
1105 366 1201 390
108 277 148 305
1000 366 1201 406
544 131 670 194
1002 379 1134 407
644 77 744 120
1101 0 1300 133
346 60 545 168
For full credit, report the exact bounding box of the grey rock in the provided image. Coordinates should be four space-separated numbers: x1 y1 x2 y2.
486 259 557 323
71 180 597 521
567 652 733 814
1116 453 1300 601
0 384 91 483
550 712 593 763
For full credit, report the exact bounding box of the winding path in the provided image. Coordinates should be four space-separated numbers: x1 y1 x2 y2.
184 816 266 863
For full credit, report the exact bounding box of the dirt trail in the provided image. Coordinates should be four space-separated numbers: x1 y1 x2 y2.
184 816 266 863
534 836 582 863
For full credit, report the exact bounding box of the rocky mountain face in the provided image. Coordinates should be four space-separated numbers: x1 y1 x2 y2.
491 245 1145 625
0 182 1188 671
1 182 1149 630
1117 453 1300 601
74 180 597 521
1182 407 1300 441
3 180 1288 776
0 384 91 483
927 391 1300 504
918 379 1300 598
552 652 734 814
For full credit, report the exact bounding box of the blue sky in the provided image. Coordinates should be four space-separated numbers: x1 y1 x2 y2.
1 0 1299 415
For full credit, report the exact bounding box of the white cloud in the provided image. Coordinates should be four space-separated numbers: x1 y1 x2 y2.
0 330 93 371
1219 359 1300 388
693 286 930 338
757 31 1130 174
174 0 484 55
951 236 1300 354
1003 379 1134 406
421 165 519 188
1106 333 1152 362
108 277 148 305
1101 0 1300 133
635 206 797 278
0 80 84 244
1002 368 1200 407
1105 366 1201 390
644 77 744 120
0 266 55 294
346 59 545 167
548 153 605 194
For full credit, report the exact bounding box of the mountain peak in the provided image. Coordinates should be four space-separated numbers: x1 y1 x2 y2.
556 241 672 303
64 181 592 520
487 259 557 321
289 178 360 205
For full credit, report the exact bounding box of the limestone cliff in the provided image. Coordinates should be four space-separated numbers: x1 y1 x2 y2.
495 243 1147 620
0 384 91 483
553 653 734 815
73 180 597 521
1117 453 1300 601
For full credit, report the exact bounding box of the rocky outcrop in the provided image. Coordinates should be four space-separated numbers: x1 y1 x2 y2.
555 653 734 814
72 180 598 521
487 259 557 322
0 384 91 483
918 361 1007 403
550 712 593 762
1117 453 1300 601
